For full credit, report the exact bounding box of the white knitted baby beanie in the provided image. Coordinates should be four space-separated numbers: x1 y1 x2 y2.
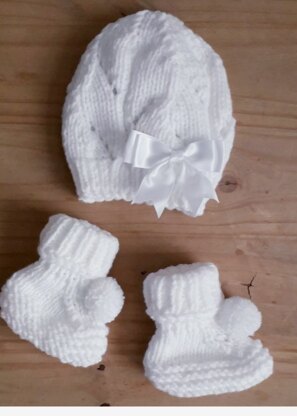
62 10 235 217
0 214 124 367
143 263 273 397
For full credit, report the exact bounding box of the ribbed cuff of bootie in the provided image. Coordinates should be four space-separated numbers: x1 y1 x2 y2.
38 214 119 277
143 263 224 322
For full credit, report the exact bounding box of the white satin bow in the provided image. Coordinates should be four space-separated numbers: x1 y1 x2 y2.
124 130 225 218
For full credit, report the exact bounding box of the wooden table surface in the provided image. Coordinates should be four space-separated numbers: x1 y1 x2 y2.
0 0 297 407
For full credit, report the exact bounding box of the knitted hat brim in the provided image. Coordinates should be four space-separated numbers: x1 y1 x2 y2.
70 156 211 215
145 341 273 398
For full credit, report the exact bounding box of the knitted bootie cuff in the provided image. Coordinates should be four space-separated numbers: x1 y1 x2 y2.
143 263 224 321
38 214 119 276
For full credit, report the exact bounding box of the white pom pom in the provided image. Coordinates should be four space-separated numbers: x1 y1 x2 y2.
83 277 124 323
216 296 262 338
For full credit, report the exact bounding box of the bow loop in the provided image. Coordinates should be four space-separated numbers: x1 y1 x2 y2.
124 130 171 169
124 130 224 217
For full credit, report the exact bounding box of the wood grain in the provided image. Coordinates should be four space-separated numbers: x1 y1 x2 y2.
0 0 297 406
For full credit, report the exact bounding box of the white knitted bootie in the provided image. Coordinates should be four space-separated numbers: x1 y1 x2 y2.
0 214 124 367
143 263 273 397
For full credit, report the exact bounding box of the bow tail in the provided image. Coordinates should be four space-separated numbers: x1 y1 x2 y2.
132 163 176 218
153 201 167 219
177 166 219 217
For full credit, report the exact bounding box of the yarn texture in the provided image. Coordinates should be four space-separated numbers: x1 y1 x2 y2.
0 214 124 367
62 10 235 217
143 263 273 397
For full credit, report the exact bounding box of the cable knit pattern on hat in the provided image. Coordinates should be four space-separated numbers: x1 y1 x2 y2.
62 10 236 217
143 263 273 397
0 214 124 367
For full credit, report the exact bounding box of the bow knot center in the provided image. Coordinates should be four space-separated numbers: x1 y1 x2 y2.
170 149 185 163
123 129 224 217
